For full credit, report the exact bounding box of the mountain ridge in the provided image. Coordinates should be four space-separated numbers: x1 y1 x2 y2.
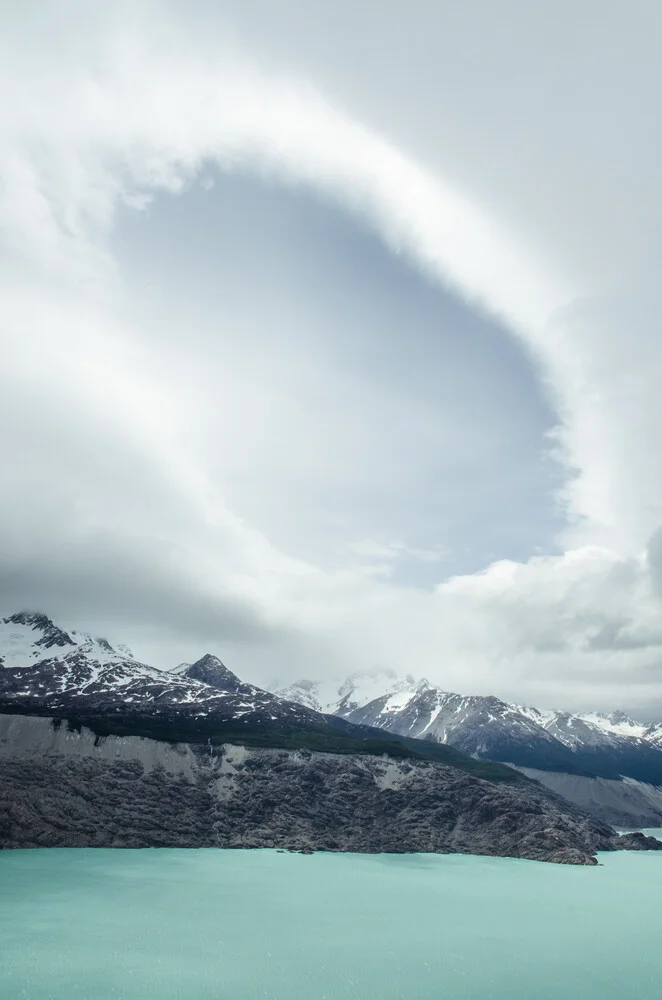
2 610 662 859
277 673 662 784
0 612 521 782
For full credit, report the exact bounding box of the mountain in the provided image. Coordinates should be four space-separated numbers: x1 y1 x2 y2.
0 612 135 667
1 611 659 860
278 673 662 827
278 672 662 779
0 613 327 736
0 613 521 776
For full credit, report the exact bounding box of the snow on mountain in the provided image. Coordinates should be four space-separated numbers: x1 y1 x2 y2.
170 662 192 675
278 670 416 716
0 612 341 733
6 610 662 785
576 712 650 741
645 723 662 747
535 711 651 750
0 612 134 668
281 673 661 751
277 673 662 784
277 678 327 713
279 675 560 747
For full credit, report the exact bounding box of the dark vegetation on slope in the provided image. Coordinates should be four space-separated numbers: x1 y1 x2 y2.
443 733 662 784
0 702 525 784
418 731 612 779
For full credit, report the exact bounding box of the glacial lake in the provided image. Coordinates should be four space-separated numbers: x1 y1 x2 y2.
2 837 661 1000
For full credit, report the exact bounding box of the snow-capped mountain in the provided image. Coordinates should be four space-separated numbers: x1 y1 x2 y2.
278 673 662 784
4 612 662 830
0 612 342 734
278 670 417 716
0 611 531 780
0 612 134 668
6 610 662 789
645 723 662 747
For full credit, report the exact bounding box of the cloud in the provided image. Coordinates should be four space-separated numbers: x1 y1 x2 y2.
197 0 662 555
348 540 448 567
2 2 662 714
238 542 662 714
5 0 656 558
1 4 565 313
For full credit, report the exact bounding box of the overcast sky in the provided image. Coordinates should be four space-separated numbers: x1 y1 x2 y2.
3 0 662 713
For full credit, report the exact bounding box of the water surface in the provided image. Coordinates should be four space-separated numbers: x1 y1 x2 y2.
2 841 661 999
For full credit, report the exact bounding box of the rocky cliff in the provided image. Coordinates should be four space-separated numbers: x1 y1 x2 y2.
2 714 658 864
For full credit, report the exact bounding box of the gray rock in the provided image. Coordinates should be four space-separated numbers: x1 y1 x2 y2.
0 713 640 865
611 832 662 851
513 767 662 828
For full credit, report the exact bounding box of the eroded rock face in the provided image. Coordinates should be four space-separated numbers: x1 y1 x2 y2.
0 713 645 865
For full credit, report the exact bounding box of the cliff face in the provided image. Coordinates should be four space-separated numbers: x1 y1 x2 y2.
0 714 643 865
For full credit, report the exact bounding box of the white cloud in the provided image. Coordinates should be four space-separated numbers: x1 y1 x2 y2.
349 540 447 564
2 2 662 713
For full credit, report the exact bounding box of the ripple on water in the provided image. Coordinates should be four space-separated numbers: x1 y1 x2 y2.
1 843 661 1000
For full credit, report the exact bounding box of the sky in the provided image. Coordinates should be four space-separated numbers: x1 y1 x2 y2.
2 0 662 713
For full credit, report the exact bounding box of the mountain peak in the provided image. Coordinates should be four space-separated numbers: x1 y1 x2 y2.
4 611 74 648
1 611 76 667
7 611 50 627
0 611 133 667
184 654 244 693
277 671 662 790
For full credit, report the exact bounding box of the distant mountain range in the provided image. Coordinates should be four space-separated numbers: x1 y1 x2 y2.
0 611 325 734
5 610 650 863
277 673 662 785
4 613 662 787
3 611 662 832
0 612 515 778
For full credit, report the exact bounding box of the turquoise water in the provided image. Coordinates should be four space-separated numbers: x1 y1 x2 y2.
1 843 661 1000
